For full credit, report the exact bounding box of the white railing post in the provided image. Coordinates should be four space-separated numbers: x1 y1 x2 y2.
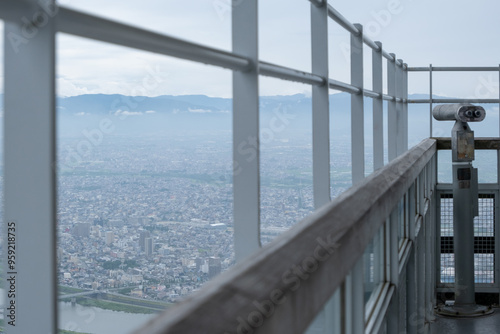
388 54 397 161
387 209 400 333
306 1 340 332
403 63 408 151
232 0 261 262
311 0 330 209
396 59 404 156
429 64 433 137
406 185 417 334
373 41 384 170
351 23 365 334
4 1 58 333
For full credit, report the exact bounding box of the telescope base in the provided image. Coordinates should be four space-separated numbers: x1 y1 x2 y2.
436 303 493 318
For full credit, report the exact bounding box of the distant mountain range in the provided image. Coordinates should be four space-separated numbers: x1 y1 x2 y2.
0 93 497 139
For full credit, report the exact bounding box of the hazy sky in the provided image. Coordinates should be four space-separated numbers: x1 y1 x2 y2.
1 0 499 98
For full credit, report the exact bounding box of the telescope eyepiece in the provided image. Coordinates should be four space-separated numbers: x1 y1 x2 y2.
432 104 486 122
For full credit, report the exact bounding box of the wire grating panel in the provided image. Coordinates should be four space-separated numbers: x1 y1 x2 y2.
439 194 495 284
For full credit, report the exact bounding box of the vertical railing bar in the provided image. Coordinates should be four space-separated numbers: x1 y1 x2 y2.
311 0 330 211
416 213 426 333
435 186 442 290
406 185 417 334
396 59 404 156
497 65 500 188
350 23 365 334
343 275 352 334
403 63 408 151
497 65 500 291
373 41 384 170
307 1 338 333
495 187 500 291
426 165 436 324
387 55 397 161
232 0 261 261
351 24 364 185
429 64 433 138
4 0 58 332
387 209 400 334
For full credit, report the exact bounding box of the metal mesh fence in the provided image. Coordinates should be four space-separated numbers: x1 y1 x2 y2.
439 193 495 284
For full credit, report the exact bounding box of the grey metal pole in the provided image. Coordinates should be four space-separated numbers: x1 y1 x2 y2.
452 162 476 305
232 0 261 262
4 1 58 332
351 23 365 334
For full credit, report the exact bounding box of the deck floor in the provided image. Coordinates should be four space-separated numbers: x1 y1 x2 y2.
430 308 500 334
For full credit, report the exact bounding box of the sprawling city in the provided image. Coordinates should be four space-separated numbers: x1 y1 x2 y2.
55 132 348 305
0 94 496 333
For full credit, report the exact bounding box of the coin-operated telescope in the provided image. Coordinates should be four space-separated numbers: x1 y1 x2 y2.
432 103 485 123
433 104 492 317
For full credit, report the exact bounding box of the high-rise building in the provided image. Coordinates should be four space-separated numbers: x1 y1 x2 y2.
144 237 153 257
139 230 150 251
208 257 221 279
195 257 203 271
105 231 114 245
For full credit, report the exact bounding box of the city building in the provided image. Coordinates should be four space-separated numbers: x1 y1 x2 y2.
144 237 153 257
139 230 150 252
72 222 90 238
105 231 114 245
208 257 222 279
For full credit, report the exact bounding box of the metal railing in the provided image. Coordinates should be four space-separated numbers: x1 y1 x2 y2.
434 138 500 295
0 1 412 333
133 138 438 334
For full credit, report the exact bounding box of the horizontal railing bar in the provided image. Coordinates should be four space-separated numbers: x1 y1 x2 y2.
399 239 412 274
327 83 404 101
308 0 325 7
382 94 395 101
368 285 395 334
131 138 437 334
436 183 499 191
328 79 361 94
382 51 404 67
363 89 381 99
364 283 387 323
57 7 251 71
414 213 423 236
382 50 395 62
328 81 408 102
324 3 404 67
327 4 360 35
259 62 325 86
435 137 500 150
408 66 500 72
363 36 381 52
409 98 500 104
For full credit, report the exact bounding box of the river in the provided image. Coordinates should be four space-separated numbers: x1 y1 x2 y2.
59 301 156 334
1 289 157 333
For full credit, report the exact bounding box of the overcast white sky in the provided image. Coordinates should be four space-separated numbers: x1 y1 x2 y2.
1 0 499 98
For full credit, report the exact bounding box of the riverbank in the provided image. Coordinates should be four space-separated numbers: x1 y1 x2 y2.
58 285 171 314
75 297 158 314
74 292 171 314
